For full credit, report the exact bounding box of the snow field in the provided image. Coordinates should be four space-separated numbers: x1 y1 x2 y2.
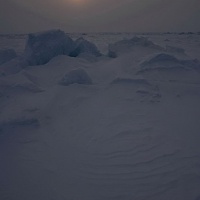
0 31 200 200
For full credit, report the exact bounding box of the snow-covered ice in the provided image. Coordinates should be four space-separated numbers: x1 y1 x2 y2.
0 31 200 200
23 29 75 65
70 37 101 57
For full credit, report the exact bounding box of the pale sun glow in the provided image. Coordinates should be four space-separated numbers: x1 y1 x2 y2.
69 0 88 5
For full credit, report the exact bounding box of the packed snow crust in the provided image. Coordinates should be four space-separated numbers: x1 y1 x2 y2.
0 31 200 200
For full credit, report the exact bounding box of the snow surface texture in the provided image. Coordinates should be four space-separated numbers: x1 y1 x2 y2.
0 49 17 65
0 32 200 200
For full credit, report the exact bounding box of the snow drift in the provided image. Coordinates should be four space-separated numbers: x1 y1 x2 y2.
139 53 200 72
108 36 163 58
0 74 43 96
0 57 28 76
110 76 161 103
59 68 92 86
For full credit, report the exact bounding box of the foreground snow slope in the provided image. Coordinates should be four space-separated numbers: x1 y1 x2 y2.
0 32 200 200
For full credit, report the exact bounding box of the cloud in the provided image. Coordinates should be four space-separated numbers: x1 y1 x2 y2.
1 0 200 33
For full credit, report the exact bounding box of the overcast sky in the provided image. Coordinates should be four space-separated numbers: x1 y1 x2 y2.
0 0 200 33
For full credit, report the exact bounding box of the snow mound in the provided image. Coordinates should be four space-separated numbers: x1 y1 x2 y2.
24 29 75 65
69 37 101 57
0 57 28 76
0 75 43 96
59 68 92 86
108 36 163 58
110 76 161 103
0 49 17 65
139 53 200 73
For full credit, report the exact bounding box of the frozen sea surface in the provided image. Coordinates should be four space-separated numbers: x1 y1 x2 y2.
0 32 200 200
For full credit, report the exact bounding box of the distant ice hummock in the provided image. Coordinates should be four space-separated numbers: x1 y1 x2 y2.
24 29 75 65
70 37 101 57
